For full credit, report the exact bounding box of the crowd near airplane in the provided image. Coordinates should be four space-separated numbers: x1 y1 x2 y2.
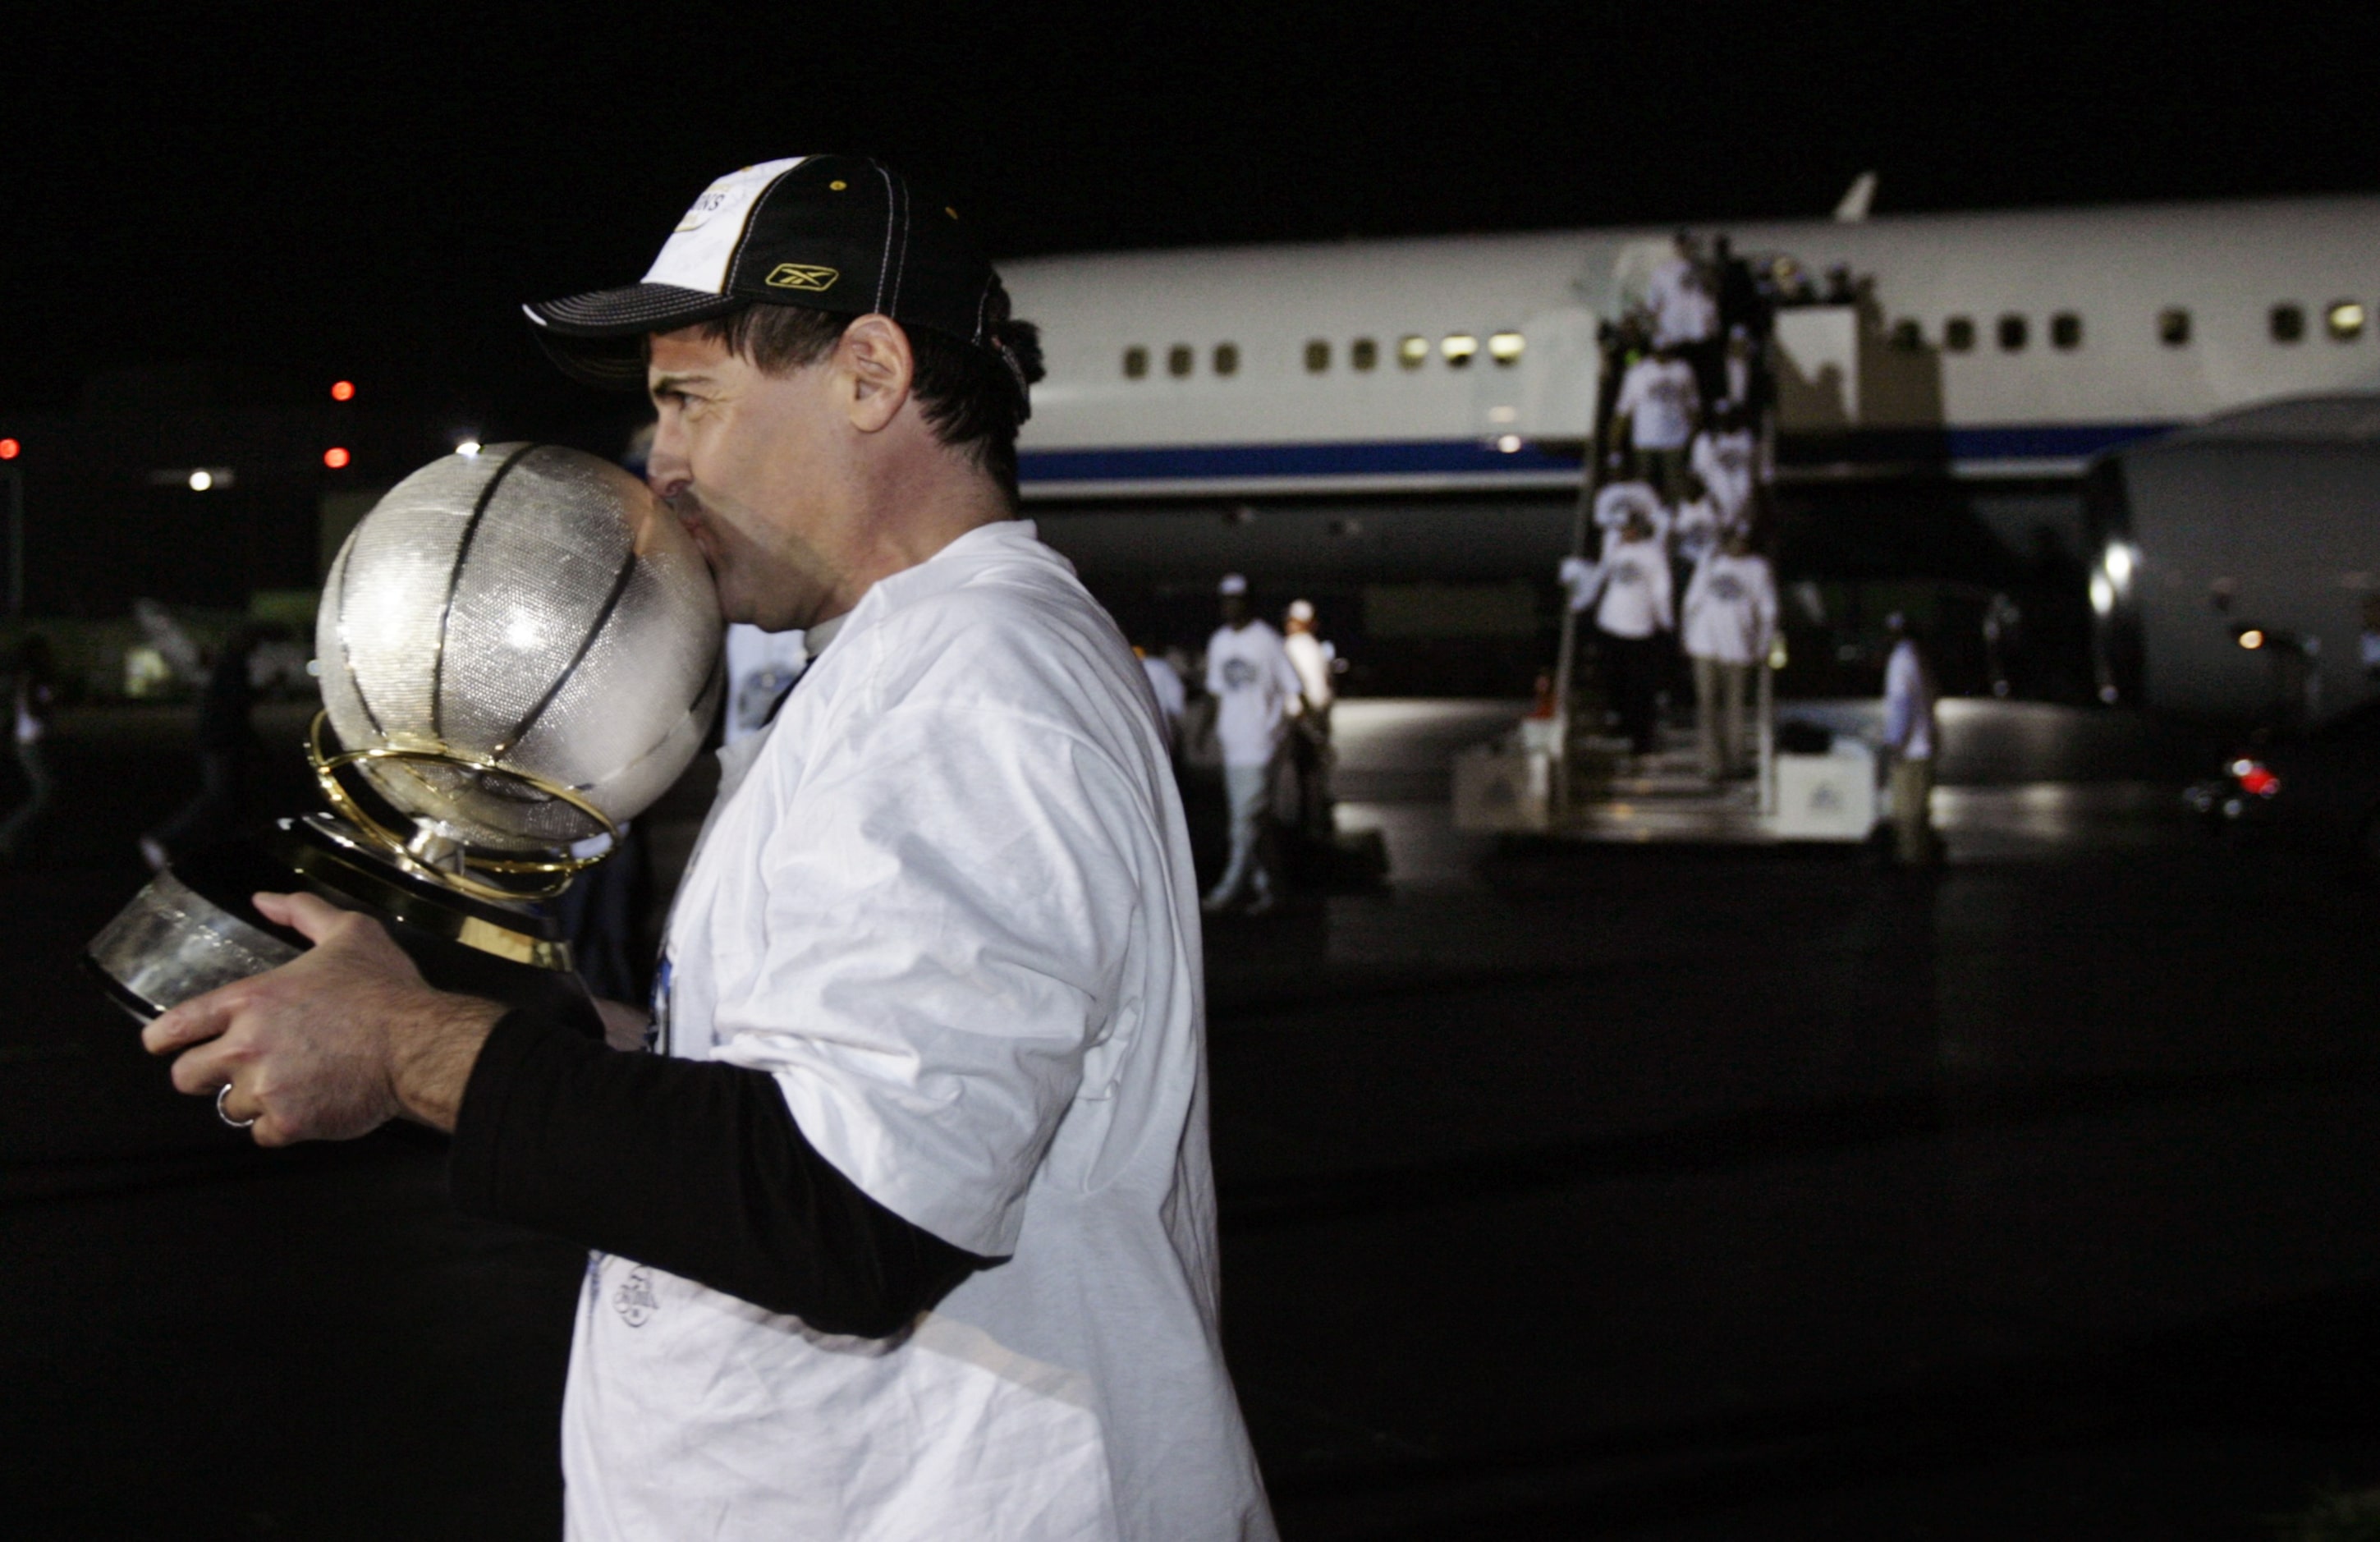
1007 189 2380 723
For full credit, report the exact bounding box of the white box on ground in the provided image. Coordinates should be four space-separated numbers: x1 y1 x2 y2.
1770 738 1878 840
1453 741 1552 833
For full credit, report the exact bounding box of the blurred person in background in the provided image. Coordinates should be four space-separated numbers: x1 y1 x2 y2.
1681 527 1777 780
1882 611 1942 866
1611 342 1701 511
1136 643 1185 755
141 624 266 870
1571 511 1674 756
1281 599 1336 839
0 634 57 862
1204 573 1301 915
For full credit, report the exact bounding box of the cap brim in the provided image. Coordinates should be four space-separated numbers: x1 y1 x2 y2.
522 284 745 392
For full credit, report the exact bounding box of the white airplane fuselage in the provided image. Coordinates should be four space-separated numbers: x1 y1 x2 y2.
1007 196 2380 499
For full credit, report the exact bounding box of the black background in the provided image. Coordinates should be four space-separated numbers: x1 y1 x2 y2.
4 5 2375 437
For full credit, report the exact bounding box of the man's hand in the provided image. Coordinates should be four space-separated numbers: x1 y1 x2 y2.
141 891 506 1145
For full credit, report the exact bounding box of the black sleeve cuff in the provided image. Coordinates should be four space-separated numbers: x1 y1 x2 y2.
451 1007 996 1337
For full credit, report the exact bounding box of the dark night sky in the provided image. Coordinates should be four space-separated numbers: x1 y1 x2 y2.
4 6 2374 435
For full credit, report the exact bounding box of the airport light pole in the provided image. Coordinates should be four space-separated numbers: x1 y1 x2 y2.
2 465 21 617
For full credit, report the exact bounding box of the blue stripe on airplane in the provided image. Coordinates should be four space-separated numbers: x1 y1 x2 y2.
1018 422 2178 483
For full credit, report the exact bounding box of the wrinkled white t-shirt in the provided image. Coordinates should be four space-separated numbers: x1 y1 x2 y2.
1615 357 1699 451
1681 551 1778 665
562 521 1273 1542
1204 622 1301 769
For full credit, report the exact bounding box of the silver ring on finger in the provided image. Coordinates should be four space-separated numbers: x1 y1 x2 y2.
216 1083 257 1130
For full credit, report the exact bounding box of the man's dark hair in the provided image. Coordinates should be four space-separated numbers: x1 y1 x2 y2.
693 303 1045 499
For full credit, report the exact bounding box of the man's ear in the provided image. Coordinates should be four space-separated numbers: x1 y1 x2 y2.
837 314 914 434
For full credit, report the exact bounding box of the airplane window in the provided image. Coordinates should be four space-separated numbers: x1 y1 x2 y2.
1997 314 2028 352
2270 304 2304 344
1123 346 1149 379
1889 319 1922 351
1397 334 1428 369
1943 316 1975 352
1305 339 1331 374
2158 308 2192 346
2327 301 2366 342
1213 343 1240 376
1488 331 1525 365
2051 312 2083 350
1442 333 1479 368
1167 344 1195 377
1351 337 1379 371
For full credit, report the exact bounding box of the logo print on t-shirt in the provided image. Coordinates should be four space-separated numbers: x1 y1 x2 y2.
1710 575 1745 602
1222 658 1259 690
614 1265 661 1328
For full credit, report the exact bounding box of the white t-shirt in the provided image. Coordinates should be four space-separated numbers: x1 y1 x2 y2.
1690 428 1758 525
1615 357 1699 451
1884 637 1937 761
1681 551 1778 665
1204 621 1302 769
1140 653 1185 750
564 521 1273 1542
1282 631 1334 714
1590 538 1674 640
1672 496 1723 567
722 622 810 744
1646 257 1717 346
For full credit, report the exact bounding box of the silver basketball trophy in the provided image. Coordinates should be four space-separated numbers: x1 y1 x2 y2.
85 443 722 1035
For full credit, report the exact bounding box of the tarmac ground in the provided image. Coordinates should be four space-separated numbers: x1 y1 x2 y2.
8 696 2380 1539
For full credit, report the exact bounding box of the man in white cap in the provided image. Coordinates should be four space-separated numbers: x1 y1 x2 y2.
1281 599 1337 838
1204 573 1301 914
141 154 1273 1540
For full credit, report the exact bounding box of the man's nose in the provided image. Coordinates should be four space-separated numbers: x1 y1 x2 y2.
645 419 692 501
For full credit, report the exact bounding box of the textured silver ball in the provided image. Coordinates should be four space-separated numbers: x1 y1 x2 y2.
316 443 722 854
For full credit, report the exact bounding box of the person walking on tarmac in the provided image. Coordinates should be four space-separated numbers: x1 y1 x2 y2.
1204 574 1302 915
1281 599 1337 840
1681 527 1777 780
1882 612 1942 865
1569 511 1674 756
0 635 57 863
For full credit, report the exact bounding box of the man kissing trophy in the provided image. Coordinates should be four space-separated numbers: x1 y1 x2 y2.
86 443 721 1053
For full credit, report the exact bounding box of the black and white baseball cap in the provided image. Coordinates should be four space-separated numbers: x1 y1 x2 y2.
525 154 1016 392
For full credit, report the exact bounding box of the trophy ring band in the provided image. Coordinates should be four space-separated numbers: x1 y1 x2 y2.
216 1084 258 1131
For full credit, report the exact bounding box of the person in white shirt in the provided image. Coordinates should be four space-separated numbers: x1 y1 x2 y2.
1570 512 1674 755
0 635 55 861
1681 528 1777 780
1137 644 1186 753
1882 611 1941 866
1594 478 1671 548
1689 404 1759 534
1281 599 1337 839
1612 346 1701 507
141 154 1274 1540
1644 232 1717 349
1204 574 1302 915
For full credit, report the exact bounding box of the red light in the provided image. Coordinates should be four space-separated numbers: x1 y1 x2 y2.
323 447 351 469
0 438 17 461
330 380 356 402
2237 764 2280 797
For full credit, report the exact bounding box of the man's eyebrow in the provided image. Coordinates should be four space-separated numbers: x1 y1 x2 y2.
649 371 713 396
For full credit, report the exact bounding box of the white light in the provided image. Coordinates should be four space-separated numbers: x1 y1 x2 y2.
1495 434 1524 453
456 439 483 457
504 617 543 649
2089 574 2113 616
2103 541 2135 587
187 470 213 491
